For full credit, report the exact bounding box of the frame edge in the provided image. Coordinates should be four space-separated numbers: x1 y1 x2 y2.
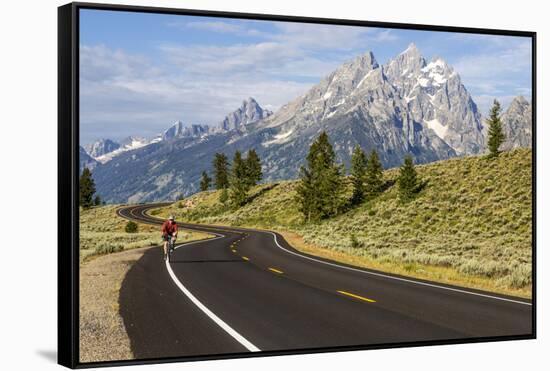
58 2 79 369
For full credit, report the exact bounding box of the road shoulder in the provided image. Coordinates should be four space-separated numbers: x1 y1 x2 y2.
79 245 153 363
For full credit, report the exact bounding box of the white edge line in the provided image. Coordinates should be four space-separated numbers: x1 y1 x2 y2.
268 232 532 307
165 243 261 352
122 206 261 351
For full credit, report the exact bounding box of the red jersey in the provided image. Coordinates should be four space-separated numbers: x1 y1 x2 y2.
161 220 178 236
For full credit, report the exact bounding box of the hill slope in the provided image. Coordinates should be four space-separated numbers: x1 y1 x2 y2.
152 149 532 297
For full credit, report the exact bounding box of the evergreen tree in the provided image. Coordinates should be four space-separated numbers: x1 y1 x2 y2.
79 167 96 209
199 171 212 192
350 145 367 205
93 194 102 206
365 150 384 199
212 153 229 189
486 99 506 158
244 149 262 187
229 151 250 207
397 155 419 202
296 131 344 222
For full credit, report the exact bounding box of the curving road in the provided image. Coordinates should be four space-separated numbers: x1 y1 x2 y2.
117 203 533 360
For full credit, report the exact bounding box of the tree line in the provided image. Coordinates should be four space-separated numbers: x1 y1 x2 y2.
200 149 263 208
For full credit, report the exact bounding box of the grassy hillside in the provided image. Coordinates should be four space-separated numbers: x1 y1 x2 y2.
152 149 532 297
79 205 210 262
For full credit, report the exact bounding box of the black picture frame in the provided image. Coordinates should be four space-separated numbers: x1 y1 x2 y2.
58 2 536 369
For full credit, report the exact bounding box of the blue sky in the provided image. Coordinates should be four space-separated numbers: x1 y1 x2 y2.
79 9 532 144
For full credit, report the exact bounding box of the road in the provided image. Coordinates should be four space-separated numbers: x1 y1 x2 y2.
117 203 533 360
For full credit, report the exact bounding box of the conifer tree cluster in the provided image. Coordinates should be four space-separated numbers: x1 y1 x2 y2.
350 146 384 205
208 150 263 207
296 132 344 222
296 133 423 220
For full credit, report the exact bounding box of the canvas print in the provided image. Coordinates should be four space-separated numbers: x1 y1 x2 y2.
77 8 533 364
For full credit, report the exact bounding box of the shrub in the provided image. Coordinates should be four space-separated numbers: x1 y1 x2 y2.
350 234 361 249
125 221 138 233
94 243 123 255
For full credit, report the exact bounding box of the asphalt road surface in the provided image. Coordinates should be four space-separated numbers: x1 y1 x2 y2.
117 203 533 360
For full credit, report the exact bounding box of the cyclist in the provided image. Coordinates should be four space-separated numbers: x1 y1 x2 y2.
161 215 178 260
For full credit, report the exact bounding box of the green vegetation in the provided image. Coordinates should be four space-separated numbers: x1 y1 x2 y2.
296 131 345 222
152 148 532 297
365 150 384 200
350 146 367 205
212 153 229 190
244 149 262 187
487 99 505 158
397 155 421 202
79 168 97 209
200 171 211 192
229 151 250 207
125 220 138 233
206 149 264 208
79 205 210 262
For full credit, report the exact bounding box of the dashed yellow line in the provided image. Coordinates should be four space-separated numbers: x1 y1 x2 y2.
242 256 249 261
337 290 376 303
268 267 284 274
231 249 236 253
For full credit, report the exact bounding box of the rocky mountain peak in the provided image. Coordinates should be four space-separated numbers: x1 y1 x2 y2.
84 138 120 158
218 97 272 132
162 121 185 140
501 96 532 150
508 95 530 111
386 43 426 77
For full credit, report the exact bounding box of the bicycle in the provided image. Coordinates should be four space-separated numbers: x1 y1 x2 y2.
164 235 176 262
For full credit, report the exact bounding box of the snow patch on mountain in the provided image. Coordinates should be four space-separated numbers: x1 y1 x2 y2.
95 136 149 163
263 129 295 147
425 118 448 139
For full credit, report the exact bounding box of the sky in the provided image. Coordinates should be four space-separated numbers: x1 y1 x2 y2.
79 9 532 145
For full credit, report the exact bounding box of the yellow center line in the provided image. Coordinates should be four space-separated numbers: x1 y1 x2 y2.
337 290 376 303
268 267 284 274
231 249 236 253
242 256 249 261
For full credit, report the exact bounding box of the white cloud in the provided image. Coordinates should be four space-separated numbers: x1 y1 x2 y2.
453 40 531 80
451 38 532 113
79 44 314 143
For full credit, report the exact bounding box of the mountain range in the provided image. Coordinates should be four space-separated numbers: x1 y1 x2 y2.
81 44 532 203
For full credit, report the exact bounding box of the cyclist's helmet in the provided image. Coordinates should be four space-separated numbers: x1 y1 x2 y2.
168 215 175 221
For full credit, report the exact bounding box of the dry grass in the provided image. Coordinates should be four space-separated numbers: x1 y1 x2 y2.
151 149 533 298
277 231 531 298
79 246 150 362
